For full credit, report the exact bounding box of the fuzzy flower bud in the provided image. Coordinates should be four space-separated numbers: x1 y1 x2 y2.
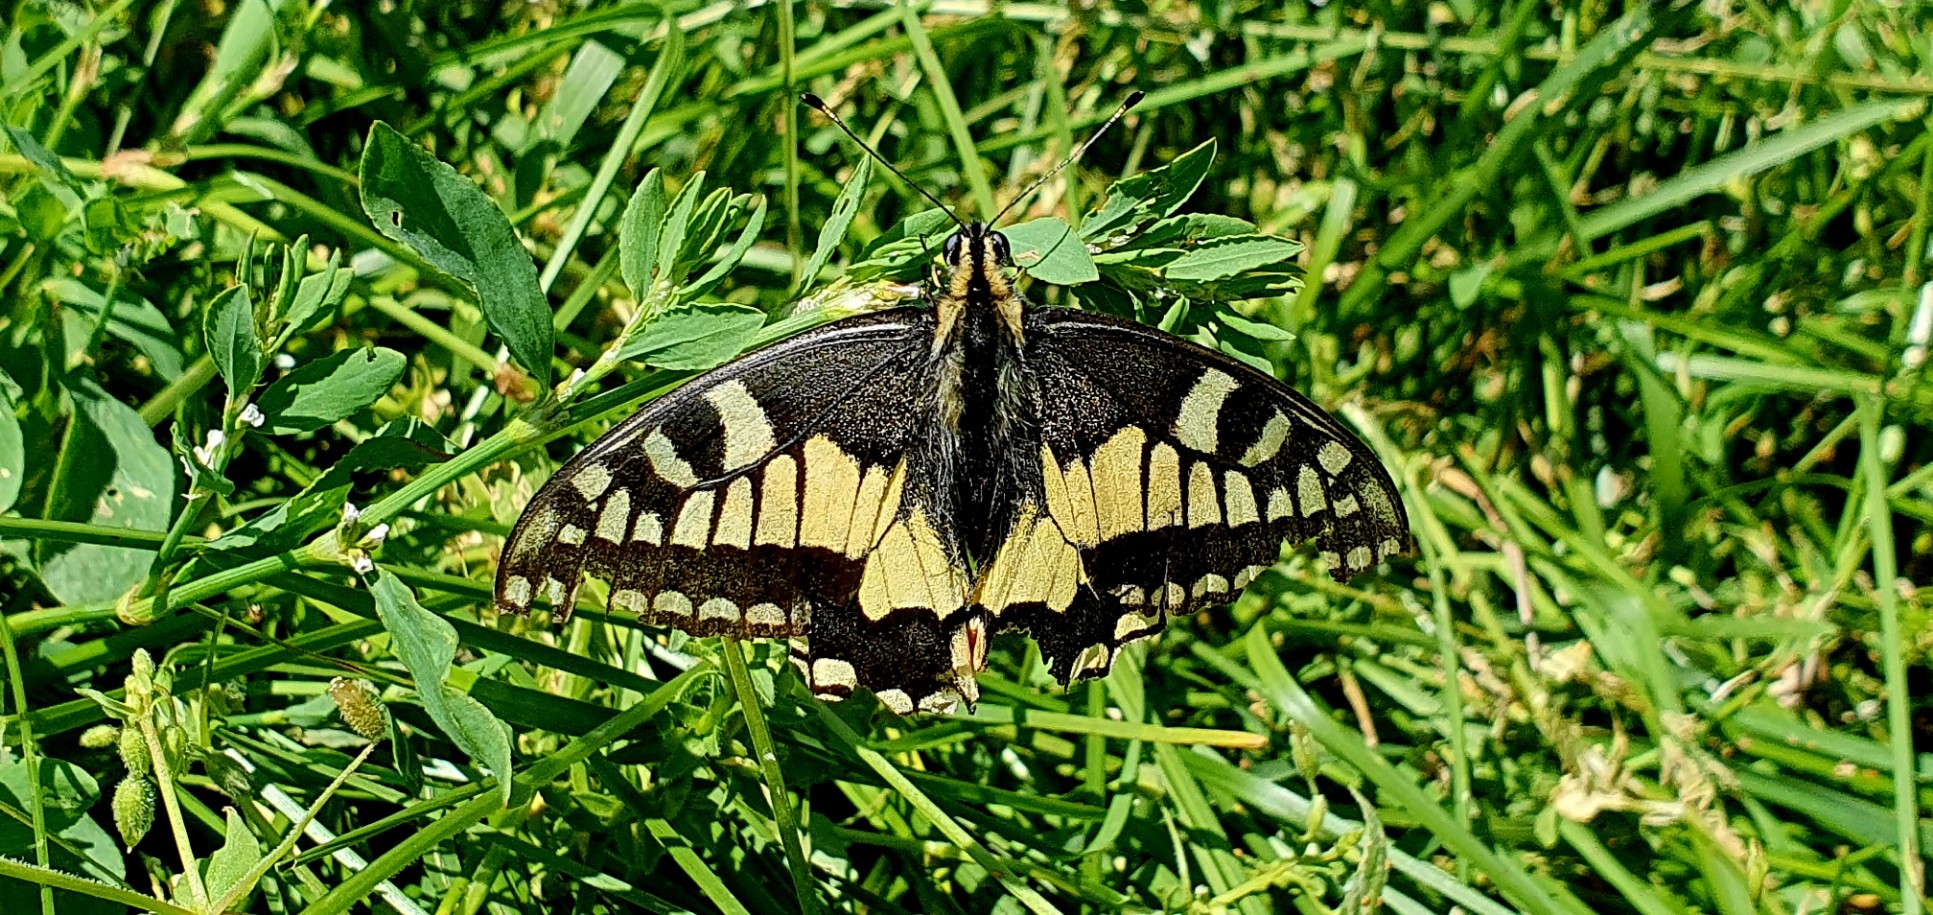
113 777 155 847
328 678 389 741
79 724 119 749
119 725 151 777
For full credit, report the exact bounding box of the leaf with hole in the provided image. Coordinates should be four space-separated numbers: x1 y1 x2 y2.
360 122 552 386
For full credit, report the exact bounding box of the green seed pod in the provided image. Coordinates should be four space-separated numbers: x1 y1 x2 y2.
113 777 155 847
203 752 253 800
119 725 151 777
328 677 389 741
125 649 156 716
79 724 120 749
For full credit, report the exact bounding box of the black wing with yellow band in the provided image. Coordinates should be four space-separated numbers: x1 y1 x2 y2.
494 308 985 712
976 308 1411 683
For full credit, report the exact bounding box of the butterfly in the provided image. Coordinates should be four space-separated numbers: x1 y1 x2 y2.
494 91 1410 714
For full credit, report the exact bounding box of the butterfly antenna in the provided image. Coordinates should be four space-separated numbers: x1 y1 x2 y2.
800 93 970 233
990 90 1145 226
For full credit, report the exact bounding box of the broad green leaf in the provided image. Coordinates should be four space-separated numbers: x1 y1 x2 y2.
0 379 20 514
0 749 98 849
359 122 552 386
800 157 872 292
202 808 261 907
202 285 263 394
255 347 406 435
614 303 766 371
366 570 514 803
38 379 174 605
620 168 666 301
1002 217 1098 285
44 279 187 381
682 194 768 297
1164 235 1302 283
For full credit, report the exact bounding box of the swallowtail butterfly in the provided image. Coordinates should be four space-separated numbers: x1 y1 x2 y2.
495 92 1411 714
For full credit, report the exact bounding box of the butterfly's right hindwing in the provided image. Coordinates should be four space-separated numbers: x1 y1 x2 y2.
494 308 973 709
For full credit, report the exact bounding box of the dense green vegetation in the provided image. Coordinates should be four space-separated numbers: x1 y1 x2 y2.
2 1 1930 912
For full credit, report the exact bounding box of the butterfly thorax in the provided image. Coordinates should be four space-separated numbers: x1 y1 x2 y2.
927 225 1041 563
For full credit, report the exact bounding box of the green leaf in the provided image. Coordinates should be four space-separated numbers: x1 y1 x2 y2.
203 285 263 395
206 425 449 557
1164 235 1302 283
359 122 552 387
202 808 261 907
273 253 353 350
45 279 187 381
1002 217 1098 285
614 303 767 371
1083 138 1217 240
255 347 406 435
1214 309 1296 342
37 379 175 605
366 570 514 803
0 379 20 514
0 749 98 849
682 194 768 297
653 170 707 291
620 168 666 301
800 156 872 292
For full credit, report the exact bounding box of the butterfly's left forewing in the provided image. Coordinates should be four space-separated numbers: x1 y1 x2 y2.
495 308 979 712
976 308 1411 683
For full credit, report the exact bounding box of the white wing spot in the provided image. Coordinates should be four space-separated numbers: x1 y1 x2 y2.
1240 410 1291 466
1298 465 1327 516
1334 494 1360 518
812 658 857 689
705 381 778 472
632 511 664 545
612 589 647 614
1318 440 1353 475
1173 370 1240 453
746 603 786 627
699 598 740 621
504 576 531 607
876 689 915 715
642 429 698 488
1266 486 1294 521
1191 573 1229 599
558 524 585 546
571 464 613 500
595 489 631 542
654 591 693 618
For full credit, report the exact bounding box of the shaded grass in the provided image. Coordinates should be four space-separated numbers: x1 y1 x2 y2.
1 2 1930 914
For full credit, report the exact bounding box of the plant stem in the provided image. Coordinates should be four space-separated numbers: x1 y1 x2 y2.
142 713 208 906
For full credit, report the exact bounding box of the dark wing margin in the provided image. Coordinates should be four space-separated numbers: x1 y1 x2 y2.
979 307 1411 683
493 308 979 714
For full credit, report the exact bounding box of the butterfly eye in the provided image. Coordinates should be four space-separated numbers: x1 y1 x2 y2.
943 232 964 265
990 233 1012 266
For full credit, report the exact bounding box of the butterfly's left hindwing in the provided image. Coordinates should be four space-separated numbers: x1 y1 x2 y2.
495 308 981 711
978 308 1411 683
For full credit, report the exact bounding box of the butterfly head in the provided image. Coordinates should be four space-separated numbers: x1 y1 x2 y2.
942 222 1012 273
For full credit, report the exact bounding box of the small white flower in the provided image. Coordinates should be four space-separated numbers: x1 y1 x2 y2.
362 523 390 548
274 353 296 370
342 502 362 524
192 430 226 468
349 553 374 574
238 403 265 428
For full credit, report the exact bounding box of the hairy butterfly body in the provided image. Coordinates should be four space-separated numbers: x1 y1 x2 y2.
494 95 1410 713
